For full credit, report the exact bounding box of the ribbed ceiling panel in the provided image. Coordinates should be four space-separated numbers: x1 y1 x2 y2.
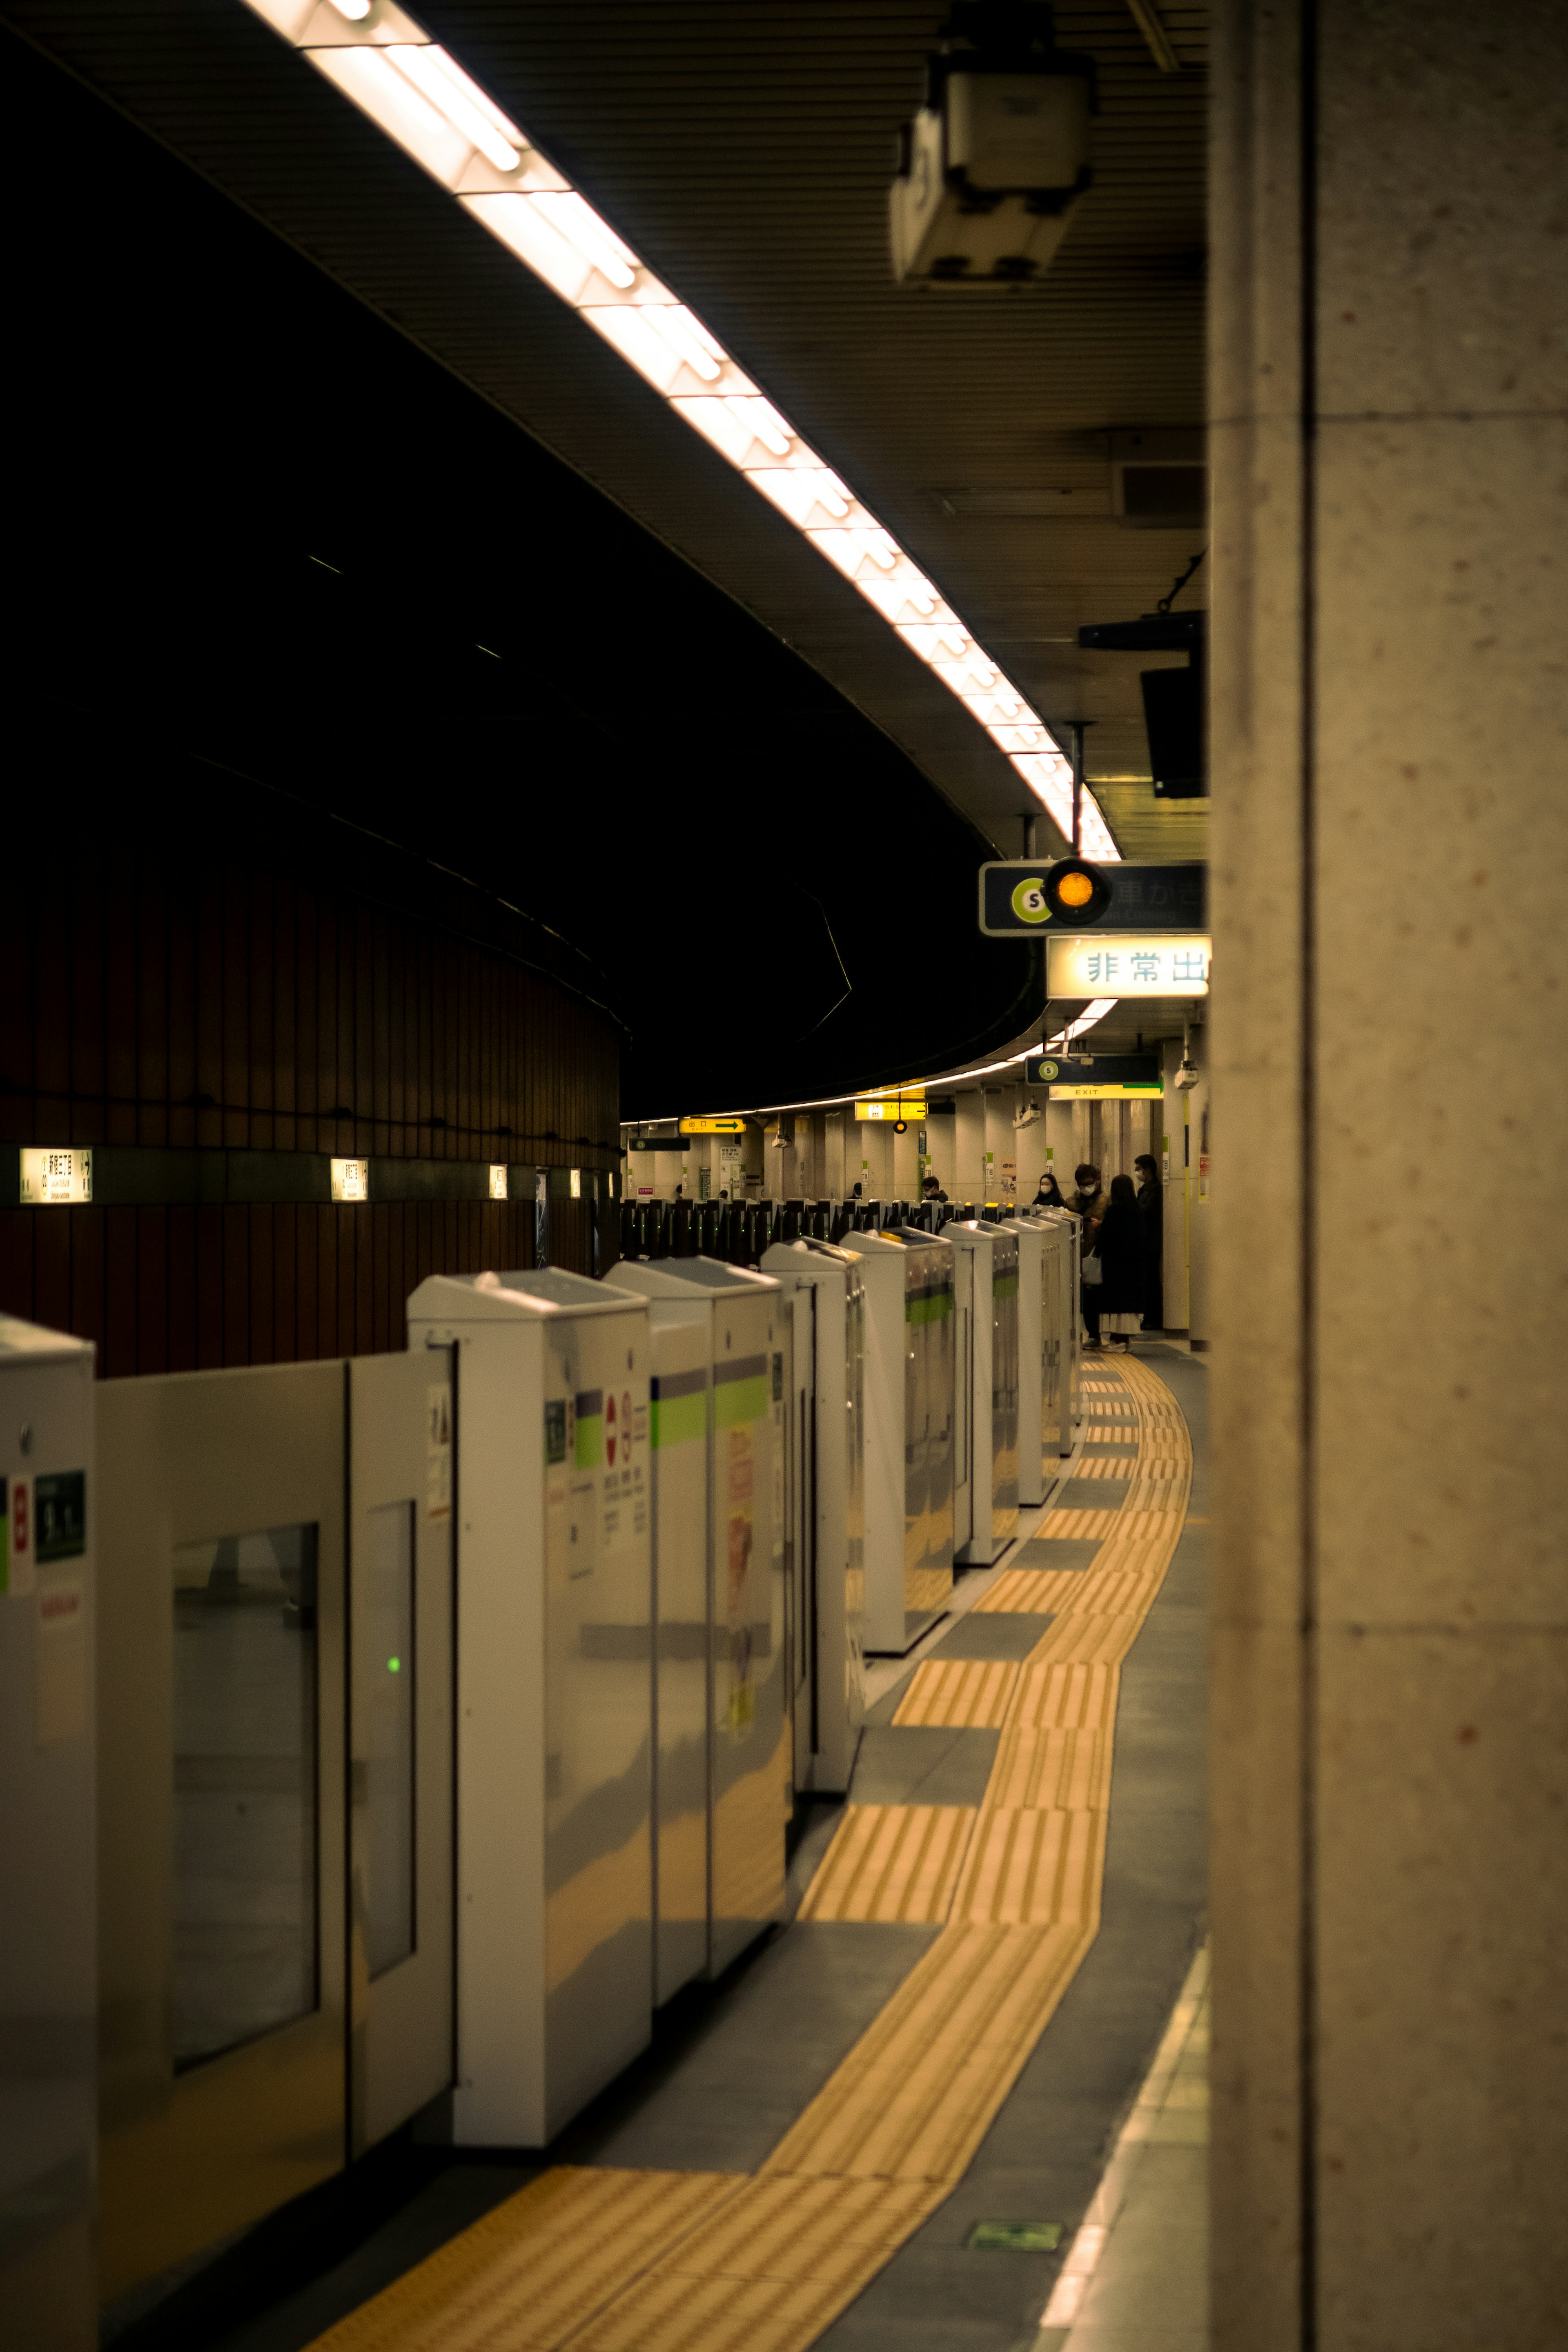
11 0 1209 854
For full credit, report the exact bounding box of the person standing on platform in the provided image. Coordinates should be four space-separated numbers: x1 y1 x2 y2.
1066 1163 1107 1233
1082 1174 1145 1350
1134 1151 1164 1332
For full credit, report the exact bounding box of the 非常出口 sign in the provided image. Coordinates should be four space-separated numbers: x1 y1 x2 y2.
1046 935 1210 998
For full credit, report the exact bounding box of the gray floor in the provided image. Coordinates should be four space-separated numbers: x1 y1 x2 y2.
815 1344 1209 2352
165 1346 1207 2352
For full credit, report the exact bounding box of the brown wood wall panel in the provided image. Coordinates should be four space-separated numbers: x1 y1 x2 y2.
0 1198 555 1376
1 815 621 1371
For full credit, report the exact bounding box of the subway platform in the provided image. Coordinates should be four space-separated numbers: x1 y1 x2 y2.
109 1344 1207 2352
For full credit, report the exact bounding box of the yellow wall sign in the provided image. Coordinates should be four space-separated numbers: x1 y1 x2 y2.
854 1099 927 1122
679 1117 748 1134
1050 1084 1164 1101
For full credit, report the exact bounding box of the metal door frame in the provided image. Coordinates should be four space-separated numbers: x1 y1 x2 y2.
347 1345 456 2156
96 1362 347 2305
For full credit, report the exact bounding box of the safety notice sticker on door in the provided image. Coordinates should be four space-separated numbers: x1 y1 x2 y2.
4 1476 35 1598
426 1386 452 1520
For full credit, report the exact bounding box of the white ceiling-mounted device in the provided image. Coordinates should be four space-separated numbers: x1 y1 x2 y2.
890 1 1096 287
1173 1013 1201 1091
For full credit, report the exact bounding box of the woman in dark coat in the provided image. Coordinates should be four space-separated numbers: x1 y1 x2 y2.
1082 1173 1147 1349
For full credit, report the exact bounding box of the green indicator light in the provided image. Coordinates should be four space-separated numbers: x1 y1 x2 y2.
387 1656 401 1673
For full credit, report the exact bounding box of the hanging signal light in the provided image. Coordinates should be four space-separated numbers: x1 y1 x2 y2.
1042 857 1113 924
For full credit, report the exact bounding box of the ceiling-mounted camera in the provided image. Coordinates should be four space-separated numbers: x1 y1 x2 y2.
890 2 1096 286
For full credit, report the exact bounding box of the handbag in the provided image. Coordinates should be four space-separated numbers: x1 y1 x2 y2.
1081 1253 1103 1287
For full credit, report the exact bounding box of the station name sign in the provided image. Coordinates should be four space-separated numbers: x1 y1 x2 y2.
1026 1054 1162 1098
979 860 1206 936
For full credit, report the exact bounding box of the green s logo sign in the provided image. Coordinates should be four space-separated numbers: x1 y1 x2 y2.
1011 876 1050 924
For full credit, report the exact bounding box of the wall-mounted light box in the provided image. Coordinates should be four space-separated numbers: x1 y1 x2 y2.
330 1158 370 1203
19 1149 93 1205
489 1164 508 1200
1046 935 1211 998
854 1098 928 1122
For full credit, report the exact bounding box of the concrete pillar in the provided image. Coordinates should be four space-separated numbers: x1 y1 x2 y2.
954 1092 985 1209
1209 4 1568 2345
823 1109 846 1199
714 1136 745 1200
1043 1100 1076 1192
1072 1100 1093 1184
925 1110 957 1197
891 1120 919 1201
856 1120 891 1200
983 1091 1016 1208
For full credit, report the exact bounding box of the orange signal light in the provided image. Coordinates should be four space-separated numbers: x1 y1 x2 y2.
1057 870 1095 909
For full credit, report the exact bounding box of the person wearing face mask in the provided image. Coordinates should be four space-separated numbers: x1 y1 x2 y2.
1032 1170 1067 1209
1065 1163 1107 1233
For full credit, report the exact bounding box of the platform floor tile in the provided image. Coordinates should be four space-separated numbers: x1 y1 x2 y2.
797 1804 978 1924
302 2165 744 2352
891 1658 1018 1729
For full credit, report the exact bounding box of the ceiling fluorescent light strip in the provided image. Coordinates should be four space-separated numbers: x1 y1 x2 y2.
636 998 1121 1127
241 0 1118 862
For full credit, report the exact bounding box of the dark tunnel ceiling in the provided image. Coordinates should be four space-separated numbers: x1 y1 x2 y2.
8 27 1040 1114
7 2 1209 1113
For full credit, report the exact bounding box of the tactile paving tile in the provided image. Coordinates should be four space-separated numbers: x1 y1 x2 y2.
1011 1658 1120 1732
974 1567 1089 1616
891 1657 1018 1729
795 1803 977 1924
760 1920 1094 2184
303 2166 745 2352
1084 1429 1140 1445
1022 1609 1149 1668
951 1805 1104 1927
1064 1454 1133 1479
987 1723 1109 1812
566 2175 951 2352
1087 1401 1138 1417
1030 1507 1127 1539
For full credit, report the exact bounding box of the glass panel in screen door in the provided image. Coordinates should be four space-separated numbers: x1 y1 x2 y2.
359 1501 416 1979
171 1525 319 2070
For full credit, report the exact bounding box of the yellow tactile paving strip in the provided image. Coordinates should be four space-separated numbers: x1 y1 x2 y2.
307 1350 1191 2352
568 2175 951 2352
796 1803 977 1924
302 2166 746 2352
1025 1506 1127 1540
890 1657 1018 1728
1069 1455 1133 1479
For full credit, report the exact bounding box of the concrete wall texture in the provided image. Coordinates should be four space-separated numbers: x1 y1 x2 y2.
1208 2 1568 2345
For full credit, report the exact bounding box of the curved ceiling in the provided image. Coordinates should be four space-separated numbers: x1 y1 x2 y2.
9 0 1209 862
8 0 1209 1114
